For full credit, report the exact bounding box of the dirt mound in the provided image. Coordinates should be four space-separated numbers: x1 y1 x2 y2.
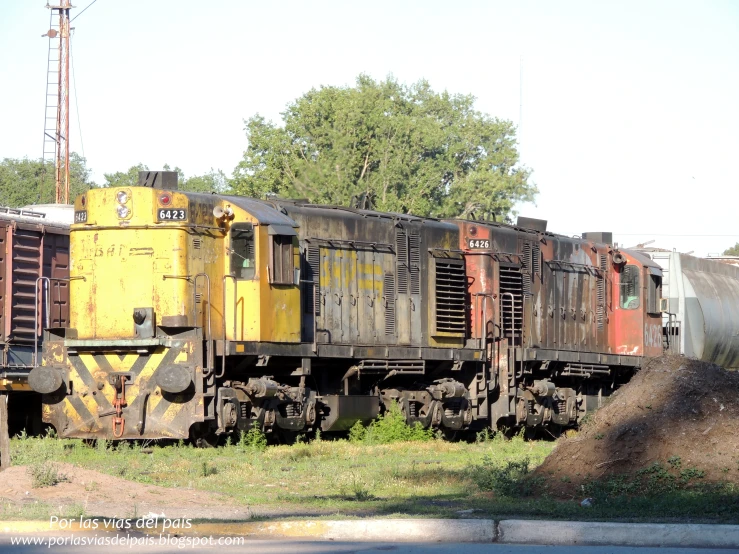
0 463 252 519
536 355 739 497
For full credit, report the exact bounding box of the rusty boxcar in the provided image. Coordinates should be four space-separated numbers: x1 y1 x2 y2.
30 174 666 441
0 206 70 432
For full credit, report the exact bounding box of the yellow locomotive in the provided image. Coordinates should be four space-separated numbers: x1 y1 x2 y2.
30 172 483 440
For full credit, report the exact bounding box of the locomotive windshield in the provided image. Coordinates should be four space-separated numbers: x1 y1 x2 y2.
619 264 640 309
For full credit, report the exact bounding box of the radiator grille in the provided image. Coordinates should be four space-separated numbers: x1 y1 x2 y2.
499 266 523 344
435 259 466 334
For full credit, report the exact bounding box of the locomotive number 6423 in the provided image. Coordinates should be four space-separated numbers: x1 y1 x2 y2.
157 208 187 221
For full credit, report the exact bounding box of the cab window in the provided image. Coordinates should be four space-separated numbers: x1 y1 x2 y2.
270 235 295 284
230 223 256 280
619 264 640 309
647 273 662 315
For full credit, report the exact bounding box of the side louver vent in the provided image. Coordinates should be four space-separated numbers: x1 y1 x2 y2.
305 246 321 316
597 254 607 329
396 229 408 295
409 231 421 295
192 238 202 249
521 241 540 296
532 243 541 274
384 272 396 335
435 259 466 334
522 243 532 296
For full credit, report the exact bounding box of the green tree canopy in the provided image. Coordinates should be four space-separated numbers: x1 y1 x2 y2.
723 243 739 256
102 163 149 189
231 75 536 219
0 153 95 207
104 164 227 194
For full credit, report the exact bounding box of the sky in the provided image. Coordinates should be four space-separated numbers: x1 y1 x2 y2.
1 0 737 256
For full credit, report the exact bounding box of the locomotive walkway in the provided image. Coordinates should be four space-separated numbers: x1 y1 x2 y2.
2 518 738 548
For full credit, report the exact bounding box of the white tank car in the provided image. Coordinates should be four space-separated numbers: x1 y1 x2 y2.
641 249 739 369
20 204 74 225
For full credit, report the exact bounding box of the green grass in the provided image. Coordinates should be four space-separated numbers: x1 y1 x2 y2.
4 424 739 523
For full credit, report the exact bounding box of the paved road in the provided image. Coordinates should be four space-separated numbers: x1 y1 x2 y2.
0 536 736 554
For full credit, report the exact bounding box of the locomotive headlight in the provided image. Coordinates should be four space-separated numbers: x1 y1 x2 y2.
116 205 130 218
116 190 129 204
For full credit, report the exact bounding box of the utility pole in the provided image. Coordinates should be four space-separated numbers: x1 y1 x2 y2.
42 1 73 205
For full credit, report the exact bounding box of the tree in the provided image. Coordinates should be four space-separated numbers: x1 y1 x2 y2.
102 163 149 188
180 169 229 194
231 75 536 219
0 153 95 207
723 243 739 256
104 164 227 194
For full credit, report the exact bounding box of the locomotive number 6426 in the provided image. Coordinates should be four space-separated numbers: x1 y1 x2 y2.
468 239 490 249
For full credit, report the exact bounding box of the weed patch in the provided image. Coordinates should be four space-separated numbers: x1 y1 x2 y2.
583 459 708 499
348 402 435 444
29 462 68 488
238 427 267 451
468 456 541 497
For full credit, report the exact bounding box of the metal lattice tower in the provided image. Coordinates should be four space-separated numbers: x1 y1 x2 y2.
41 1 73 205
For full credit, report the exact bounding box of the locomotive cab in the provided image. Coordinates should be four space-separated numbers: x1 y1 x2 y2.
611 250 663 357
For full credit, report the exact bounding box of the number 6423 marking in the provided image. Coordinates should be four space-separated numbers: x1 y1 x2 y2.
157 209 187 221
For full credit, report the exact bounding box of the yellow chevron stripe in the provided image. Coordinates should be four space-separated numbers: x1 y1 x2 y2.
125 349 166 405
146 390 165 413
66 362 100 426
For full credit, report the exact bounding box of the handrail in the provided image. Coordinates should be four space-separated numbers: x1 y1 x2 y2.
220 274 238 378
304 237 393 251
33 276 85 367
664 311 679 354
192 273 213 375
546 259 603 275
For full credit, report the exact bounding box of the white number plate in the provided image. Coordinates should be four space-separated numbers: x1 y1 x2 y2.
157 208 187 221
74 210 87 223
467 239 490 249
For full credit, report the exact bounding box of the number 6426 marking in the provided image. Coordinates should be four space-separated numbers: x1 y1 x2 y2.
468 239 490 249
